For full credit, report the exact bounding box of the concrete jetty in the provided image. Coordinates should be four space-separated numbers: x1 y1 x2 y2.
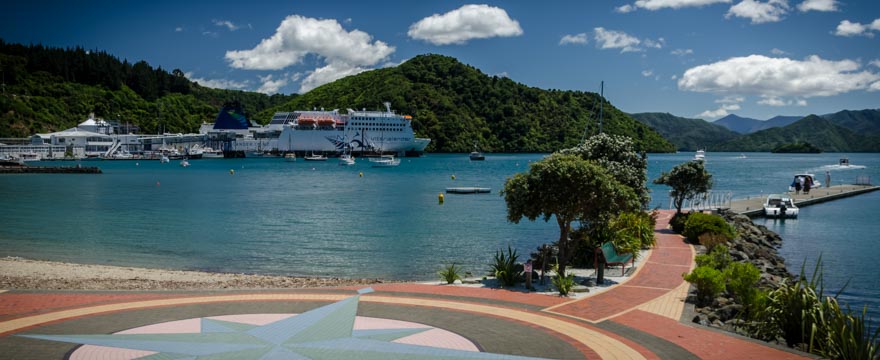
730 184 879 217
0 165 102 174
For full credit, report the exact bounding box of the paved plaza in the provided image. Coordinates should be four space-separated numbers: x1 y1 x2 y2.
0 211 810 359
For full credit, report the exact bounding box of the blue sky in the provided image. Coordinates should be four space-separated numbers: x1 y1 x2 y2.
3 0 879 121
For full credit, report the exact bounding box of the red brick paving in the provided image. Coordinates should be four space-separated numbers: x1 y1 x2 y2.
0 293 178 319
352 283 570 308
613 310 808 360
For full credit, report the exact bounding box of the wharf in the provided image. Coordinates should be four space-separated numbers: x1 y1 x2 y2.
446 187 491 194
730 184 879 217
0 165 102 174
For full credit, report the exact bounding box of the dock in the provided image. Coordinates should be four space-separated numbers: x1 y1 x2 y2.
730 184 880 217
0 165 102 174
446 187 491 194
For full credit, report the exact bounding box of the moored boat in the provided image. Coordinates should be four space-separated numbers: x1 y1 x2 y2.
370 155 400 167
763 194 798 218
694 149 706 162
284 153 297 162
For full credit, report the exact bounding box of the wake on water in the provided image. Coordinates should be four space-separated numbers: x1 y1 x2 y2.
816 164 868 171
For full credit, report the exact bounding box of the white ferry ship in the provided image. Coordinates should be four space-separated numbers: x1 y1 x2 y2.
204 102 430 156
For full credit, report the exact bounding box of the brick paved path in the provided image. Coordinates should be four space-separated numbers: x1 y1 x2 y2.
0 210 809 359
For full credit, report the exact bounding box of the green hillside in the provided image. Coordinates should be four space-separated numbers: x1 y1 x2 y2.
823 109 880 135
257 54 675 153
629 112 740 151
0 40 295 137
714 115 880 152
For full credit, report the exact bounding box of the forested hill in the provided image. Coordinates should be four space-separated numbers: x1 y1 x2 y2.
0 40 295 137
712 115 880 152
256 54 675 153
629 112 740 151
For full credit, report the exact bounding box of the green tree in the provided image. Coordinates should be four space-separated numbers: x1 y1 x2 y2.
560 133 651 208
502 153 639 276
653 160 713 214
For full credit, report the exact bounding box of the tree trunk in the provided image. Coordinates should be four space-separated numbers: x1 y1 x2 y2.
556 217 571 277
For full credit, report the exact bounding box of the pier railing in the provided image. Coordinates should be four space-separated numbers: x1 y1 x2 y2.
668 190 733 212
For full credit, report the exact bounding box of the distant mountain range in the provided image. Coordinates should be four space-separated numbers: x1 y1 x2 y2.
631 109 880 152
713 114 802 134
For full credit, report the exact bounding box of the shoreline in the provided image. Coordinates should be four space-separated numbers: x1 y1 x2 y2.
0 257 384 291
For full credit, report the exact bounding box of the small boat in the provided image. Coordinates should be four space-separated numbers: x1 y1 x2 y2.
694 149 706 162
284 153 297 162
200 147 224 159
370 155 400 167
763 194 798 218
304 153 327 161
469 142 485 161
179 158 191 167
839 157 850 167
738 154 747 159
338 154 355 166
160 155 170 163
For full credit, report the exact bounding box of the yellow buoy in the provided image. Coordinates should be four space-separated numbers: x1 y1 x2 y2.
229 169 235 175
438 193 445 204
359 172 363 177
451 174 456 180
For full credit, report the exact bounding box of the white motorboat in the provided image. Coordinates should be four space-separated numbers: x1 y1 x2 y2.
160 155 170 163
338 154 355 166
304 153 327 161
789 173 821 192
200 146 224 159
370 155 400 167
469 142 485 161
284 153 297 162
764 194 798 218
839 157 850 167
694 149 706 162
179 158 191 167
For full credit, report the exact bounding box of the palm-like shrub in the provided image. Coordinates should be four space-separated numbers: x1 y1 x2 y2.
439 263 464 284
491 246 521 287
609 212 656 260
553 272 576 296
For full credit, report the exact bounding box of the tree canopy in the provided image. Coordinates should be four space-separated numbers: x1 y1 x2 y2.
560 133 650 208
653 161 713 214
502 153 639 275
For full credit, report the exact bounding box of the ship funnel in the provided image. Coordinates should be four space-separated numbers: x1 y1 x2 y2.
383 102 392 112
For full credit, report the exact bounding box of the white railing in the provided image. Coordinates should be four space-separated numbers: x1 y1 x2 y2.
669 190 733 211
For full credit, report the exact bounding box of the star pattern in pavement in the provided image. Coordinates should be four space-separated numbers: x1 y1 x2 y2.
21 288 550 359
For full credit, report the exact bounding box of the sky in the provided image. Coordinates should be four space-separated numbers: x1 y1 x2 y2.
2 0 879 121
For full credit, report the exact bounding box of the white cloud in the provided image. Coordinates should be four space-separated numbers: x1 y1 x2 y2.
174 27 183 32
871 81 880 92
559 33 588 45
671 74 678 80
226 15 393 71
202 31 218 38
643 37 665 49
797 0 838 12
671 48 694 56
698 102 741 118
623 0 732 11
758 95 808 106
770 48 787 55
678 55 880 99
642 69 654 77
726 0 790 24
256 74 288 94
593 27 640 52
184 72 250 90
299 63 369 93
870 60 880 68
834 19 880 37
224 15 396 93
407 4 523 45
494 72 509 78
716 95 745 104
616 4 636 13
213 19 241 31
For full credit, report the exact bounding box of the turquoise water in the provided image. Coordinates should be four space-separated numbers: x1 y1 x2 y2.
1 152 878 318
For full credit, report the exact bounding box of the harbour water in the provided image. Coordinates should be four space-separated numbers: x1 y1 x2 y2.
1 152 878 319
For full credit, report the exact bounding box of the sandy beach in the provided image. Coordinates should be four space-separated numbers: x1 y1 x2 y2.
0 257 383 290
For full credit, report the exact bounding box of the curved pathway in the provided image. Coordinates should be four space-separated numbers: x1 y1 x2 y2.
0 210 809 359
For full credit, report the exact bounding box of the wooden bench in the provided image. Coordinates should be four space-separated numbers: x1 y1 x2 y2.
596 242 634 276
